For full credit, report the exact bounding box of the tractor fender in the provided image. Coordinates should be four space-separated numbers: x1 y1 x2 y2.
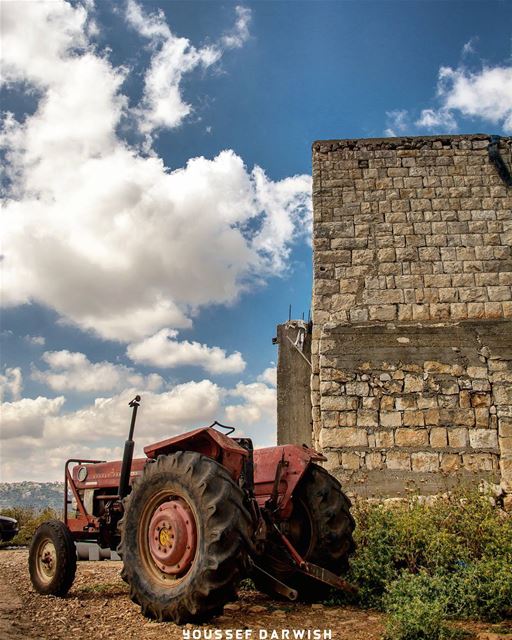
143 427 248 481
253 444 326 519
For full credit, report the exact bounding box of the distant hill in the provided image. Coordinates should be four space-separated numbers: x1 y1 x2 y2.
0 482 65 511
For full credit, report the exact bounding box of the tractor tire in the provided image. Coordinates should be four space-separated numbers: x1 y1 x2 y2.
119 451 252 623
255 463 355 600
28 520 77 596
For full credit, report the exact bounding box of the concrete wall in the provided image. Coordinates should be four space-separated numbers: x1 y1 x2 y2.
311 134 512 497
277 321 312 446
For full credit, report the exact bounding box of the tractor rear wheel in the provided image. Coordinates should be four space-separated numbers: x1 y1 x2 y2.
28 520 77 596
256 463 355 600
119 451 252 623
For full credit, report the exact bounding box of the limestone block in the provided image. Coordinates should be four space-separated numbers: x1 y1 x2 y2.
395 396 417 410
375 430 395 448
470 393 491 407
319 427 368 448
448 428 469 448
338 411 357 427
462 453 494 472
342 452 361 470
469 429 498 450
403 411 425 427
404 374 423 393
474 408 490 428
357 410 378 427
411 452 439 472
322 451 341 471
345 381 370 396
380 412 402 427
386 451 411 470
395 428 428 447
440 453 460 472
430 427 448 448
366 451 383 470
493 384 512 405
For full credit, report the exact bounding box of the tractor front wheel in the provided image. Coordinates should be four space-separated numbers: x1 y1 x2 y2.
28 520 77 596
119 451 252 623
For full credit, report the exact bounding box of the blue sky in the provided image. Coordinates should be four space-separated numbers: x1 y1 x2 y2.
1 0 511 481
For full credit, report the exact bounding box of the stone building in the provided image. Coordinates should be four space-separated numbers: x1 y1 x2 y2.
283 134 512 499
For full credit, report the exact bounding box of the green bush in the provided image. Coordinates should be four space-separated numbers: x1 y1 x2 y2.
327 488 512 633
0 506 62 545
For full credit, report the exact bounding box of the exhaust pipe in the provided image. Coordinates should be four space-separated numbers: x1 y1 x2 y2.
118 395 141 500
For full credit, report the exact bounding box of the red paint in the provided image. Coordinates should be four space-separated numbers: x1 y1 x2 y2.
144 427 248 480
148 499 196 575
253 445 326 518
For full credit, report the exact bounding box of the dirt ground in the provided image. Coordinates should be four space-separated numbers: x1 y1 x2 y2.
0 549 510 640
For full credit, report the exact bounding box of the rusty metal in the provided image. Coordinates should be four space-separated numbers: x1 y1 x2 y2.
251 562 298 600
148 498 196 575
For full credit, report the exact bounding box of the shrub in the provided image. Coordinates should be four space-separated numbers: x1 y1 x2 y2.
0 506 61 545
327 488 512 629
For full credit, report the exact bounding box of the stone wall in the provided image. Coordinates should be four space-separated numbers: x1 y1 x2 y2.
311 134 512 498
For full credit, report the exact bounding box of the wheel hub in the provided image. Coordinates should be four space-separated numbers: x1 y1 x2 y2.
147 498 196 575
38 540 57 582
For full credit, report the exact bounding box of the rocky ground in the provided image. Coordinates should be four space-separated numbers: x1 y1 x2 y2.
0 550 510 640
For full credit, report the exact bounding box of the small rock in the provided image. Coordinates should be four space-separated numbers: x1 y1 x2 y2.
311 603 324 610
223 603 241 612
248 605 267 613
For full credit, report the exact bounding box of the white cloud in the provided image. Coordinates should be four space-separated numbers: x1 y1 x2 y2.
436 65 512 133
24 335 46 346
31 350 164 393
0 364 279 481
126 2 251 136
127 329 245 374
1 395 65 440
221 6 252 49
1 0 311 343
0 367 23 401
225 381 276 427
384 109 410 137
257 366 277 387
415 108 458 131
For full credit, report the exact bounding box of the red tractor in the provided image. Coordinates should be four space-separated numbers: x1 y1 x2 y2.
29 396 355 623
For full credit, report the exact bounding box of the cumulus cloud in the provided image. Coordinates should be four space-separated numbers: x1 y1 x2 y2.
31 350 164 393
127 329 245 374
1 0 311 343
1 396 65 440
257 366 277 387
0 365 278 481
384 46 512 135
436 65 512 132
0 367 23 401
225 381 276 427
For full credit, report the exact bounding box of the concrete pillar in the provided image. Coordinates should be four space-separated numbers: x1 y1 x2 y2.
276 320 312 446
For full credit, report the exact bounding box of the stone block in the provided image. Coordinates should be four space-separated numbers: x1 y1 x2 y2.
380 412 402 427
357 410 378 427
403 411 425 427
403 374 423 393
469 429 498 450
386 451 411 470
338 411 357 427
448 428 469 448
375 430 395 448
440 453 460 472
366 451 383 470
342 452 361 470
320 427 368 448
411 451 439 472
430 427 448 448
395 428 428 447
462 453 494 472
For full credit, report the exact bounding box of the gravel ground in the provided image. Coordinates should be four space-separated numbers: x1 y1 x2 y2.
1 549 510 640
